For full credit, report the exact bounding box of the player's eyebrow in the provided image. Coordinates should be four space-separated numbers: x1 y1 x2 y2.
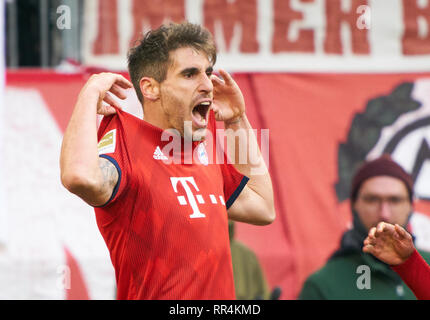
180 66 213 77
180 67 199 77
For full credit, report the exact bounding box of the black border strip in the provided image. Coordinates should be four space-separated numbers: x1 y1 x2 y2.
226 176 250 209
96 155 122 208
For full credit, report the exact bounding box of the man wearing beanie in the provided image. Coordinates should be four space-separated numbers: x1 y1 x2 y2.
299 155 430 300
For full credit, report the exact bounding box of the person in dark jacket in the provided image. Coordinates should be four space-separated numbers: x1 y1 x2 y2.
299 155 430 300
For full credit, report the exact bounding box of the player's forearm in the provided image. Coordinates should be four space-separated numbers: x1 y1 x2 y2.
391 249 430 300
224 115 268 173
224 115 275 219
60 89 103 193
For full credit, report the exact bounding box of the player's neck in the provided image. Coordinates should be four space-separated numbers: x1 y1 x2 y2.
143 104 171 132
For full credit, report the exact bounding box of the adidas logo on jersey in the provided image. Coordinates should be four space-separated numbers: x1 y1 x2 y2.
153 146 168 161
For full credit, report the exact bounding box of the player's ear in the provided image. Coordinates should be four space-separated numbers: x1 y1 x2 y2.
139 77 160 101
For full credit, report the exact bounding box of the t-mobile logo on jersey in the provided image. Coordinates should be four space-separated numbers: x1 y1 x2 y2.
170 177 226 219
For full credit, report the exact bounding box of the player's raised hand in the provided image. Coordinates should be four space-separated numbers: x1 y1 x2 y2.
81 72 133 116
363 222 415 266
211 69 245 124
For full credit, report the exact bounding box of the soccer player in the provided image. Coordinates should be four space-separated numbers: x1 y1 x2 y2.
60 22 275 300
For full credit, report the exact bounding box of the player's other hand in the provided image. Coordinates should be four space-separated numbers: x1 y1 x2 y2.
363 222 415 266
80 72 133 116
211 69 245 124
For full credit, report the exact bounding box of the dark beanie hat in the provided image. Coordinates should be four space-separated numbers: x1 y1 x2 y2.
350 154 414 203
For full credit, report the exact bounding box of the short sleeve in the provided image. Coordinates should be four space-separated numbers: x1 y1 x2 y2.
220 162 249 210
96 113 130 207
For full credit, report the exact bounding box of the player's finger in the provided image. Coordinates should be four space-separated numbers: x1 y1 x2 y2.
376 222 386 234
109 84 128 100
218 69 234 85
369 227 377 239
379 223 397 239
103 105 118 116
113 74 133 89
394 224 410 240
363 244 374 254
102 92 117 106
385 223 396 233
210 74 225 86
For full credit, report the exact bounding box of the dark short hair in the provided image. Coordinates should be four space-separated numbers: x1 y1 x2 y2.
350 154 414 203
127 21 217 104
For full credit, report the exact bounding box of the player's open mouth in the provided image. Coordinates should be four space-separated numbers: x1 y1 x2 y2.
192 101 211 128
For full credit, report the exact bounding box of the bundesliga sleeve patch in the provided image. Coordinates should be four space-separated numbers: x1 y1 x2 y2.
98 129 117 155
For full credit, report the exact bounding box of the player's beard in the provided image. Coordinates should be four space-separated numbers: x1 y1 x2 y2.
182 118 208 142
160 91 208 142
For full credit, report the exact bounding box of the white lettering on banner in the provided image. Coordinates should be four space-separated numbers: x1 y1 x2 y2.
83 0 430 72
170 177 206 219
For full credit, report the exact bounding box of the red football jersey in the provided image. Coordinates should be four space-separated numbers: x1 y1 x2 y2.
94 108 248 300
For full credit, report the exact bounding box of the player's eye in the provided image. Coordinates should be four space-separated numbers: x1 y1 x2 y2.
182 68 198 79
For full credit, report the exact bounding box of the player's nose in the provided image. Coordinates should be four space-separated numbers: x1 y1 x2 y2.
199 73 213 93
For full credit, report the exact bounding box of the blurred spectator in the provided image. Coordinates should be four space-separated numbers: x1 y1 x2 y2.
299 155 430 300
228 221 270 300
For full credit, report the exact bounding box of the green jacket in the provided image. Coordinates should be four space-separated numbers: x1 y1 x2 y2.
299 248 430 300
299 212 430 300
230 240 270 300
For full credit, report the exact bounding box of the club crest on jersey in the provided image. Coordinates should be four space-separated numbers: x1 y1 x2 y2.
98 129 116 155
197 143 209 166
